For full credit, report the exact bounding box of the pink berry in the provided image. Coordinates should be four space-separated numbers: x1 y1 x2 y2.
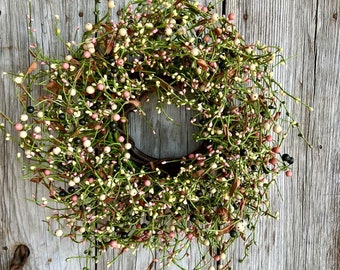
88 177 94 183
109 240 118 248
83 51 91 58
144 179 151 187
122 90 130 98
228 13 235 21
187 232 194 240
97 83 104 91
14 123 23 131
91 113 98 119
169 231 176 238
265 135 273 142
62 62 70 70
116 58 124 66
44 169 51 176
214 255 221 261
198 161 205 167
285 170 292 177
118 136 125 143
113 114 121 122
71 195 78 202
269 158 277 165
272 146 281 154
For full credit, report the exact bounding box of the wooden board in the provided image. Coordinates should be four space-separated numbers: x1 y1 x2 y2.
0 0 339 269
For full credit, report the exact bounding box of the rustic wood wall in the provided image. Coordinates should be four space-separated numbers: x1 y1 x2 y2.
0 0 339 269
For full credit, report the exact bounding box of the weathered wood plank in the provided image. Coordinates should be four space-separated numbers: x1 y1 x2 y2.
0 0 95 269
1 0 339 269
224 1 339 270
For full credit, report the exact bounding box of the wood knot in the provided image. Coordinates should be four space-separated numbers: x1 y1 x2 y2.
333 12 338 21
9 245 30 270
117 8 123 16
243 13 248 21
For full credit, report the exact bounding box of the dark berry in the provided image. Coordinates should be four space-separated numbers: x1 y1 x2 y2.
120 232 129 239
281 154 290 162
286 156 294 165
73 137 81 144
79 119 86 125
68 187 76 193
59 190 67 197
230 229 238 238
262 166 270 174
58 113 66 120
90 104 98 110
195 190 203 197
145 215 152 221
141 223 148 229
109 122 117 128
218 60 226 69
109 122 117 132
199 119 205 125
250 165 257 171
190 215 197 222
240 149 247 156
27 106 35 113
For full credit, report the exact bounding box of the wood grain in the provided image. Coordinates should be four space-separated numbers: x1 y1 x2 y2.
0 0 339 269
0 1 95 269
223 1 340 270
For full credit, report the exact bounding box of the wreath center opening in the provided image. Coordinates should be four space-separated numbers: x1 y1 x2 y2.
128 92 201 160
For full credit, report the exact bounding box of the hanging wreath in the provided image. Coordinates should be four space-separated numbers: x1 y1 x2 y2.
0 0 312 269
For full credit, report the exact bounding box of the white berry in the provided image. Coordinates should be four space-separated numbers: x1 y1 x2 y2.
85 23 93 31
191 48 200 56
20 114 29 121
19 131 27 138
124 143 132 150
86 85 95 94
52 147 62 155
108 0 115 9
118 28 127 37
273 124 282 134
55 229 63 237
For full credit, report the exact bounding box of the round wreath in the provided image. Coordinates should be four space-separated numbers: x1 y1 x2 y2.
1 0 312 269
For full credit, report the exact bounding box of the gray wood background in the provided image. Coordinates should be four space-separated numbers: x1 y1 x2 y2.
0 0 339 269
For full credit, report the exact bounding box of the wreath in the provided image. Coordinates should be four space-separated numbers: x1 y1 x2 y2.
0 0 312 269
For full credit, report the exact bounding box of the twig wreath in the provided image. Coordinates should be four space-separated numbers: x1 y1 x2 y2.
1 0 313 269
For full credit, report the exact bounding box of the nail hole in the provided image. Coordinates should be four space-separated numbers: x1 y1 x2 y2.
318 145 323 149
243 13 248 21
333 12 338 20
79 11 84 17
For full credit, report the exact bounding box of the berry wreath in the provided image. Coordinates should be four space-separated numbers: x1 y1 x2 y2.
0 0 312 268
